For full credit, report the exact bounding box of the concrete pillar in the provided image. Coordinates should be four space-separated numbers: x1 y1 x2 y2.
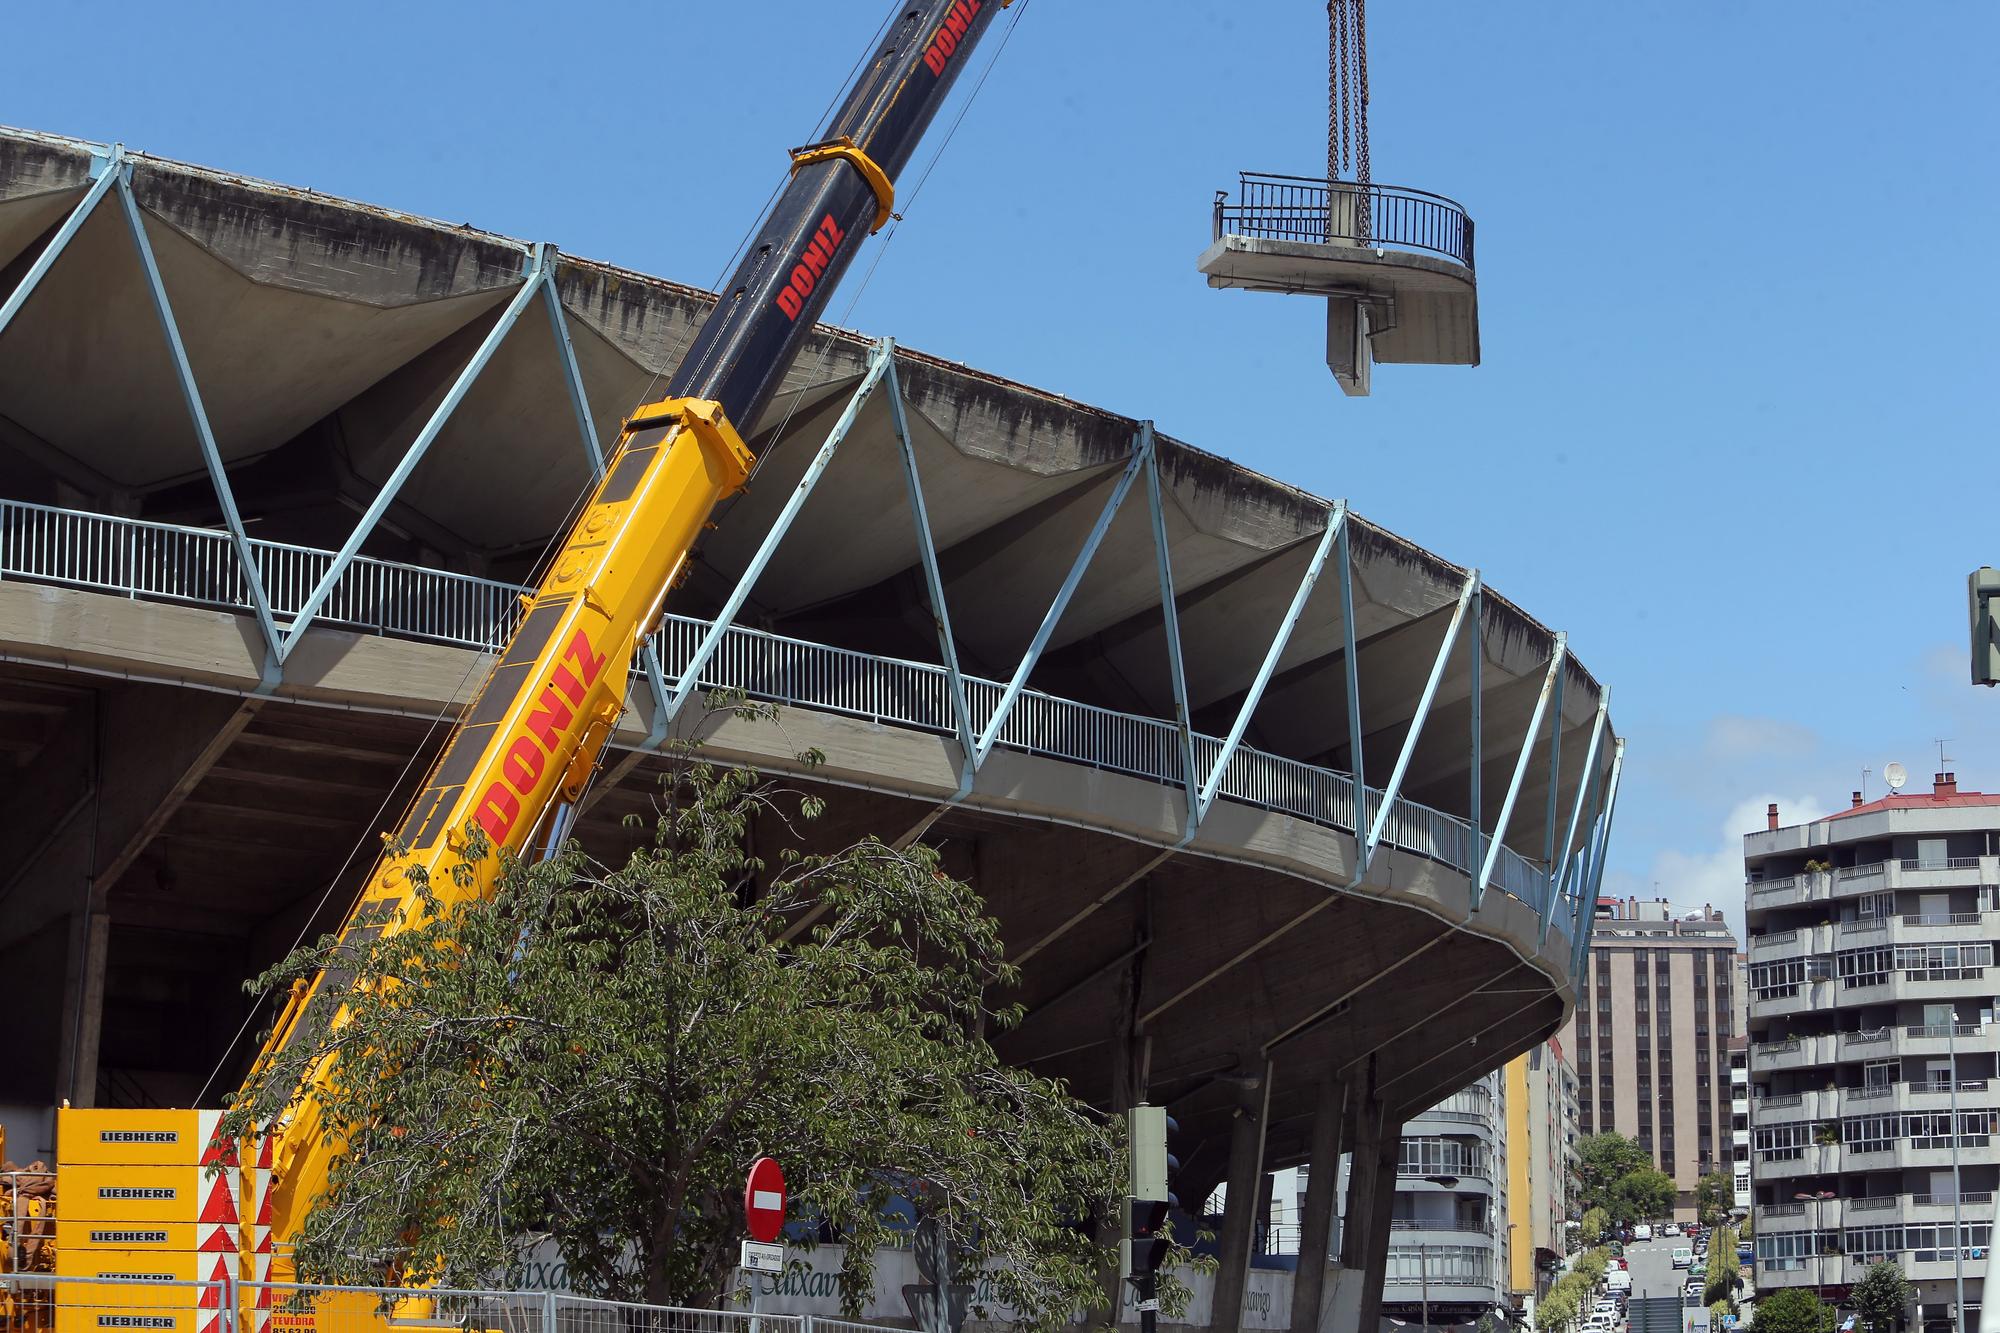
1291 1074 1348 1332
1211 1067 1272 1333
55 908 109 1107
1354 1107 1404 1333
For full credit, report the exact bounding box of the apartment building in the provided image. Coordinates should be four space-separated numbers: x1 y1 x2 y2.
1572 898 1742 1217
1508 1037 1581 1308
1745 774 2000 1330
1730 1037 1752 1211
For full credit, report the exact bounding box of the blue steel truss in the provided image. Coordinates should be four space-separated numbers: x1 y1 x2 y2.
0 153 1618 977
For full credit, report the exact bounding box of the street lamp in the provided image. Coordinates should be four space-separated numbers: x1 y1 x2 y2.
1795 1191 1836 1309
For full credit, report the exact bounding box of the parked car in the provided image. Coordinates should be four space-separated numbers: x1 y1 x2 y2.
1634 1224 1654 1241
1662 1222 1681 1237
1672 1246 1694 1269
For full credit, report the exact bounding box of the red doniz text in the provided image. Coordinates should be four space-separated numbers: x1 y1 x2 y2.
473 628 609 844
775 214 847 321
922 0 982 76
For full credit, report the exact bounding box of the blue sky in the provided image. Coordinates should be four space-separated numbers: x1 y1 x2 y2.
11 1 1998 938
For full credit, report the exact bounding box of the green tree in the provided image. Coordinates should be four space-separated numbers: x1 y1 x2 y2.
1704 1224 1741 1306
1581 1207 1609 1245
1753 1288 1835 1333
1613 1167 1678 1224
1851 1259 1915 1333
1536 1286 1577 1333
1696 1170 1736 1226
220 746 1123 1325
1577 1134 1652 1215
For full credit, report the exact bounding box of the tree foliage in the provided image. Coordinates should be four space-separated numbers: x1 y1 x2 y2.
1704 1224 1741 1307
220 741 1122 1325
1851 1259 1915 1333
1577 1134 1652 1216
1696 1170 1736 1227
1753 1288 1834 1333
1580 1207 1609 1246
1614 1167 1678 1225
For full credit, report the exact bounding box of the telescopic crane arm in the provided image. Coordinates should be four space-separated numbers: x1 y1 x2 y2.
249 0 1007 1274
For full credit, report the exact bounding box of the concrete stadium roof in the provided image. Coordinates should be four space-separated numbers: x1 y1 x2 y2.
0 126 1617 1170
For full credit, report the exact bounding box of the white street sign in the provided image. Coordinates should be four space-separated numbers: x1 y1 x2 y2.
741 1240 785 1274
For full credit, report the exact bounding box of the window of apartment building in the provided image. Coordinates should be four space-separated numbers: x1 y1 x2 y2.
1600 1098 1614 1125
1843 1114 1898 1154
1908 1222 1992 1262
1598 994 1613 1012
1399 1136 1484 1177
1856 891 1895 921
1636 1022 1651 1039
1752 958 1805 999
1896 943 1994 981
1658 1009 1673 1035
1756 1231 1823 1270
1755 1121 1812 1161
1699 1130 1713 1157
1839 946 1892 989
1845 1225 1902 1262
1903 1112 1991 1149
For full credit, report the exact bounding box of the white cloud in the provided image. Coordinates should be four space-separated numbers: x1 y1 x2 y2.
1604 791 1827 943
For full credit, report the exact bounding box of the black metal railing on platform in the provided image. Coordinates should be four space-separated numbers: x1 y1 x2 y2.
1212 172 1475 271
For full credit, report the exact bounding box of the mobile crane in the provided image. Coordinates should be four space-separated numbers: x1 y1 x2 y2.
47 2 1006 1326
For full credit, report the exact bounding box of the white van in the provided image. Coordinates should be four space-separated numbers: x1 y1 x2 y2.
1634 1223 1654 1241
1672 1246 1694 1269
1606 1269 1633 1294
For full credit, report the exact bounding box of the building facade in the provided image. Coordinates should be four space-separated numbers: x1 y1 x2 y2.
1508 1039 1581 1307
1745 774 2000 1331
1572 898 1742 1218
1384 1071 1510 1323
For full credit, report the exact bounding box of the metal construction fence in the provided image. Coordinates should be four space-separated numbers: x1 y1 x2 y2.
0 497 1561 925
0 1273 906 1333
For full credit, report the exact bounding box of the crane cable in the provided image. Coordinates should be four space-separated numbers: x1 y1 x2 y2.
1328 0 1371 239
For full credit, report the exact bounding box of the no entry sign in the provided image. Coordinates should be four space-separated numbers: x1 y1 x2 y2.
744 1156 787 1243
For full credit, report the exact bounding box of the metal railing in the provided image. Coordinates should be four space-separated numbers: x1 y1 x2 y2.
1905 1023 1987 1040
1904 912 1983 927
1389 1218 1495 1235
1837 862 1887 881
1901 857 1984 872
1211 172 1475 270
0 499 1562 926
0 1274 914 1333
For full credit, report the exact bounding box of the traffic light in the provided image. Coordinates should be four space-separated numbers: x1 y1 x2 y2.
1123 1104 1181 1324
1126 1104 1180 1205
1971 569 2000 687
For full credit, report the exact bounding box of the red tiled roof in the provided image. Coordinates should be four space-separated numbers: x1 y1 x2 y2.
1827 790 2000 820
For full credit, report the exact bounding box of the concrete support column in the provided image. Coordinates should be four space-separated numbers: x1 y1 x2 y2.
55 907 109 1107
1291 1073 1349 1332
1353 1104 1404 1333
1211 1066 1272 1333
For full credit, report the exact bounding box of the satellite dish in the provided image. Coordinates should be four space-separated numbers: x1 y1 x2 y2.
1885 762 1908 792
